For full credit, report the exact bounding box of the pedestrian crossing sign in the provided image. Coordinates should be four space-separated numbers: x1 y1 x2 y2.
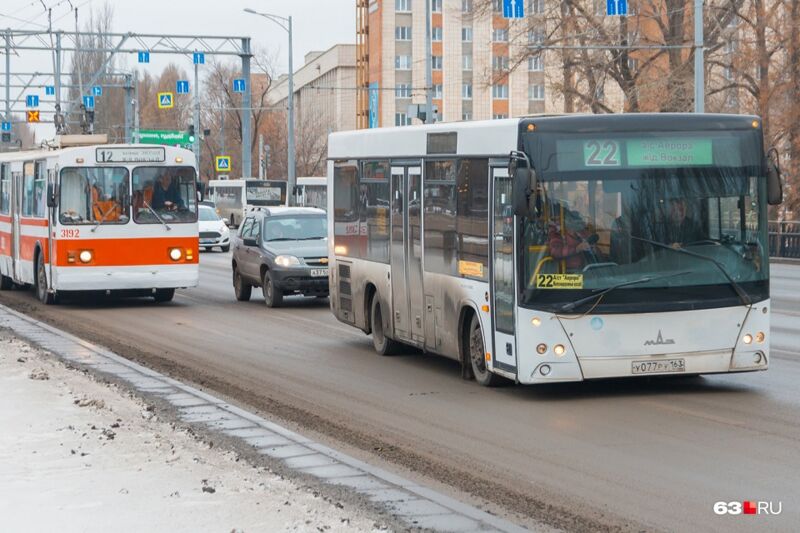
157 92 174 109
215 156 231 172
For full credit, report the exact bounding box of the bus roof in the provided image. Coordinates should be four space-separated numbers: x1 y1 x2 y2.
0 143 196 165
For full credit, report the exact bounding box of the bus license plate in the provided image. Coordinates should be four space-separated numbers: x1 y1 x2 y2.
632 359 685 375
310 268 328 277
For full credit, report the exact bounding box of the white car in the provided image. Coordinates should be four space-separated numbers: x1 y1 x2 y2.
199 205 231 252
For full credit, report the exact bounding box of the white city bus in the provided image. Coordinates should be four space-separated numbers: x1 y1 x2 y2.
295 176 327 210
327 115 783 386
0 137 200 304
207 178 287 227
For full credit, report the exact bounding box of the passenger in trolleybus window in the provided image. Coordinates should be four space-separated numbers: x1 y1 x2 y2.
133 167 198 223
59 167 129 225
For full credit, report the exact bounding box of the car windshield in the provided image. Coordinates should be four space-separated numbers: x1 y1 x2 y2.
59 167 129 224
132 166 197 223
263 215 327 241
199 207 219 222
520 129 769 311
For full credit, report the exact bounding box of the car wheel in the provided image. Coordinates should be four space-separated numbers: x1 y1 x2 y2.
233 267 251 301
153 288 175 303
36 253 56 305
262 270 282 308
370 295 399 355
468 314 503 387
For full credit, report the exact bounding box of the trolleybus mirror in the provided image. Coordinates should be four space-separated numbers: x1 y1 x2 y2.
766 147 783 205
46 183 57 208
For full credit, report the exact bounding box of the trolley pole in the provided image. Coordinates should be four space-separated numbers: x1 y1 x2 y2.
194 61 201 176
694 0 704 113
4 30 10 126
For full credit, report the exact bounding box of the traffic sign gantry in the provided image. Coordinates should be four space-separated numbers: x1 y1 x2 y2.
176 80 190 94
27 110 40 123
232 79 246 93
26 95 39 108
215 156 231 172
157 92 175 109
83 95 95 109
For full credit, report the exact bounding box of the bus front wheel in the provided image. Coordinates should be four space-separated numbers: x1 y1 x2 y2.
370 296 399 356
35 254 56 305
468 314 503 387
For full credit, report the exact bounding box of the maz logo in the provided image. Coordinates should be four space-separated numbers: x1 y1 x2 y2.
644 330 675 346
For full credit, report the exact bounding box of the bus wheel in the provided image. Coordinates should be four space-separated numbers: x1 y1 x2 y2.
468 314 502 387
262 271 283 308
233 267 251 301
370 295 399 356
35 254 56 305
0 274 12 290
153 288 175 303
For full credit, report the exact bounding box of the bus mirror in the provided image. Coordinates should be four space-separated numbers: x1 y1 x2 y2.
46 183 57 208
766 148 783 205
513 167 535 217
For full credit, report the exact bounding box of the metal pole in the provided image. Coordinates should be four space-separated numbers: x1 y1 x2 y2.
258 133 264 179
694 0 704 113
241 38 253 178
124 74 132 143
424 0 433 123
55 32 61 113
5 30 11 125
287 16 296 204
221 107 226 158
75 8 83 98
194 61 201 176
133 70 139 143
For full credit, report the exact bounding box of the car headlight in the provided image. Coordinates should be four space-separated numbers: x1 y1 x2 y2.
275 255 300 268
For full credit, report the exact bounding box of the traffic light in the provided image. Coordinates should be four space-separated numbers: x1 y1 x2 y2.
187 124 196 144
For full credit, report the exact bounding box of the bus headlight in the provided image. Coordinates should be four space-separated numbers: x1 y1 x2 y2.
553 344 566 357
275 255 300 267
742 333 753 345
334 245 347 255
536 343 548 355
169 248 183 261
79 250 93 264
755 331 765 343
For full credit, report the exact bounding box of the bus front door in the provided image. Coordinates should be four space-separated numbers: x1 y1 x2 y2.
390 166 409 340
491 167 517 374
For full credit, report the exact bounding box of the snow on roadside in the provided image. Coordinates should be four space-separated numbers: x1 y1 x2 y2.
0 332 390 533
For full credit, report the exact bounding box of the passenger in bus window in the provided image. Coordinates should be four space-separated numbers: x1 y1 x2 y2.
664 198 703 248
548 209 600 271
151 171 185 211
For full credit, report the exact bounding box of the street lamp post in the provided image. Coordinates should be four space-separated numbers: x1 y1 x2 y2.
244 7 296 205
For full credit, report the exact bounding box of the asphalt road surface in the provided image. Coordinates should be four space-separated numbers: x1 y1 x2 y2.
2 254 798 533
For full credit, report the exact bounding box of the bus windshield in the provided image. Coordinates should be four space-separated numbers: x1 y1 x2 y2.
520 130 769 311
59 167 129 224
132 167 197 223
246 181 286 206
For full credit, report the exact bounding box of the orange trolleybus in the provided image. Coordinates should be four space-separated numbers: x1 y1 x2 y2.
0 137 199 304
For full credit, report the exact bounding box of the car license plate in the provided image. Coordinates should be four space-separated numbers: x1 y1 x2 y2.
632 358 686 375
310 268 328 277
200 238 215 244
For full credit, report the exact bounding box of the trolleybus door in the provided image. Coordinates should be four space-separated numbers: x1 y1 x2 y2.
390 166 410 340
490 166 517 374
11 170 22 281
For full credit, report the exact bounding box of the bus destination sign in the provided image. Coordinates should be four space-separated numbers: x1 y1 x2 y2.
558 136 718 171
626 138 712 167
96 147 166 163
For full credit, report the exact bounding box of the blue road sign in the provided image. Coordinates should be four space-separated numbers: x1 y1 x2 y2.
215 156 231 171
233 78 246 93
176 80 190 94
503 0 524 18
1 122 11 132
45 86 55 96
193 52 205 65
26 95 39 108
368 82 379 128
138 51 150 63
92 85 103 97
83 95 95 109
607 0 627 15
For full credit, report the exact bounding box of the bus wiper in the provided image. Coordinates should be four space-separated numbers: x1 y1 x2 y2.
630 234 751 306
142 200 172 231
297 236 325 240
559 270 694 313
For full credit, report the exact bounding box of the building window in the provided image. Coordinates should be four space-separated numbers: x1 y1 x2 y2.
492 84 508 99
529 0 545 13
462 111 472 121
492 28 508 42
462 0 472 12
432 55 443 70
396 83 412 98
432 0 442 12
433 84 443 98
432 27 443 41
492 55 509 71
724 41 737 54
724 66 734 81
627 57 639 71
395 112 412 126
462 27 473 42
395 0 411 12
395 26 412 41
528 84 545 100
462 83 473 99
528 54 543 71
462 54 473 70
493 0 503 12
529 28 545 44
493 113 509 119
395 55 412 70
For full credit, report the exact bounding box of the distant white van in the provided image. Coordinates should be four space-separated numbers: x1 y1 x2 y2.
207 178 287 227
295 176 327 210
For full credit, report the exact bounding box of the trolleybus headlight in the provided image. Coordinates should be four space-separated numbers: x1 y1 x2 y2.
78 250 93 264
755 331 765 343
553 344 566 357
742 333 753 344
334 245 347 255
536 343 548 355
275 255 300 267
169 248 183 261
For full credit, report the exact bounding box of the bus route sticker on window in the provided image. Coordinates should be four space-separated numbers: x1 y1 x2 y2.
458 260 484 278
536 273 584 289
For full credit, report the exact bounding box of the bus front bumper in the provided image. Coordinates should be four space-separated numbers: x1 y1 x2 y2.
51 264 199 291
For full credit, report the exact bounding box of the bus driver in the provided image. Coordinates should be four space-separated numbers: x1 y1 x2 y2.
152 171 185 211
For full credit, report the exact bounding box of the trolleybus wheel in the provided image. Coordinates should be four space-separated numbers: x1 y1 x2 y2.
370 295 399 356
35 254 56 305
233 267 251 301
262 270 283 308
469 314 502 387
0 274 12 290
153 288 175 303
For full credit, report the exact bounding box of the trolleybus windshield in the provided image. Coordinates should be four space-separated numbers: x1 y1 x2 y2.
59 167 129 224
132 167 198 223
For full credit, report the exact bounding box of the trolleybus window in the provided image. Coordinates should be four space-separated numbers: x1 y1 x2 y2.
59 167 129 224
0 164 9 214
22 161 35 217
34 162 46 217
132 167 197 223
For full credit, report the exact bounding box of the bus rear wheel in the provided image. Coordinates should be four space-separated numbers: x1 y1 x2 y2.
370 295 399 356
35 254 56 305
153 288 175 303
0 274 13 290
468 314 503 387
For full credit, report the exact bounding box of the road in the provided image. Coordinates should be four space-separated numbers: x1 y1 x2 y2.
2 255 798 532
